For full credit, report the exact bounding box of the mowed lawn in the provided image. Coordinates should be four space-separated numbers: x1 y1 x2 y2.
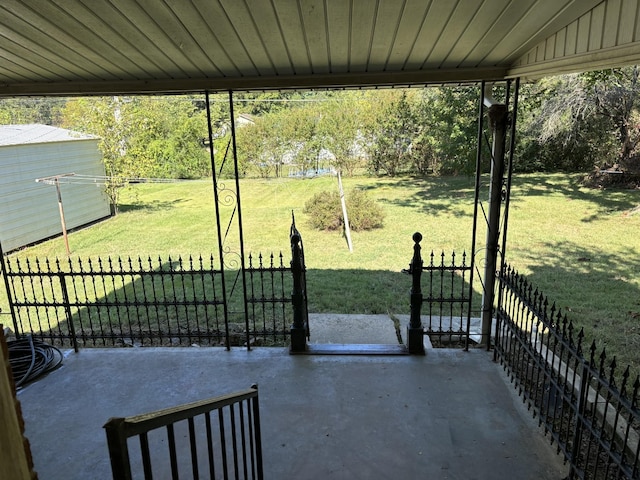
2 173 639 371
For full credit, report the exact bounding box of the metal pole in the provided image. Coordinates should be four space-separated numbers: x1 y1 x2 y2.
494 79 519 358
205 91 231 350
55 178 71 256
59 273 78 352
480 102 508 347
467 82 486 351
103 418 133 480
227 91 252 351
499 78 519 266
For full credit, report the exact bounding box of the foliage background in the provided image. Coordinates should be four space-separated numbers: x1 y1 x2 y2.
2 66 639 193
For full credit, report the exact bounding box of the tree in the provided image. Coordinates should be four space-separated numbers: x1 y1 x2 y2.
361 87 478 177
417 87 478 176
124 97 209 179
362 90 418 176
236 100 329 178
62 95 210 211
521 68 640 175
586 66 640 173
62 97 133 211
236 113 288 178
280 104 324 175
317 93 364 176
0 97 65 125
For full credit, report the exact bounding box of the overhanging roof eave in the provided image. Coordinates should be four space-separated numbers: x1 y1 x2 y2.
0 67 510 97
507 44 640 81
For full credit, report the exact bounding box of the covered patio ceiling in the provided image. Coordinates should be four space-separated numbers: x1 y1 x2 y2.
1 0 639 96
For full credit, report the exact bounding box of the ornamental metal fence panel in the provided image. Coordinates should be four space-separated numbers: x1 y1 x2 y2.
404 232 476 350
4 251 296 350
245 251 293 345
420 249 473 340
495 264 640 480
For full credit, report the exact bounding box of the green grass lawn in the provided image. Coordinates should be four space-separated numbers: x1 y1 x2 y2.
1 173 639 371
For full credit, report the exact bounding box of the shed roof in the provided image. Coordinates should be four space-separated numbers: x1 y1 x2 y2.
0 124 97 147
1 1 639 96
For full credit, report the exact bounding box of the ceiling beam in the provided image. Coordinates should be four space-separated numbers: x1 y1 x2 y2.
0 67 509 97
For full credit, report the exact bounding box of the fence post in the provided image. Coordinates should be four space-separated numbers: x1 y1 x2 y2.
59 273 78 353
407 233 425 354
103 417 133 480
250 384 264 480
567 360 590 479
290 232 307 353
0 240 21 337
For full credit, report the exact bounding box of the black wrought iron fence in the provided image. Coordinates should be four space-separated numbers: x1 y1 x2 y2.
405 232 476 352
4 250 296 350
495 265 640 480
103 385 263 480
245 251 293 344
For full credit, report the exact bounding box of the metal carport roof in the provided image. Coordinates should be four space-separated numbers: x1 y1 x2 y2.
1 0 639 96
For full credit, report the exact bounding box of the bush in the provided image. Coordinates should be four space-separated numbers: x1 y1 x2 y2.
304 188 385 231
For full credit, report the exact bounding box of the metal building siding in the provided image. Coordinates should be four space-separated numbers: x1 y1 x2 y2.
0 132 111 252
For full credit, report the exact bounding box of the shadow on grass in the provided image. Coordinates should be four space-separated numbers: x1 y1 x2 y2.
305 268 482 317
509 174 639 220
358 173 639 220
508 239 640 375
359 174 477 217
306 269 410 314
118 198 187 213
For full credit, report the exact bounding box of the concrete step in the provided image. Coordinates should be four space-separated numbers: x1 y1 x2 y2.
307 313 400 345
307 313 489 349
295 343 409 355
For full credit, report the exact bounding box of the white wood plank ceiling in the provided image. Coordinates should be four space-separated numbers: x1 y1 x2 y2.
0 0 638 96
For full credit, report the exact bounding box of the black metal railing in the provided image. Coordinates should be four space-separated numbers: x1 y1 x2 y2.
495 265 640 480
4 255 225 350
104 385 263 480
4 245 301 350
404 232 475 351
245 251 291 344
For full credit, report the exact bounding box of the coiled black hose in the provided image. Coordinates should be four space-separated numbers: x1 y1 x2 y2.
7 336 63 388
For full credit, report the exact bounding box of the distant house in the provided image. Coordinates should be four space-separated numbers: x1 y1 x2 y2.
236 113 255 127
0 124 111 252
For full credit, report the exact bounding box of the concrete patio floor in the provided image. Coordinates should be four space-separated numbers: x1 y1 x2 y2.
17 346 568 479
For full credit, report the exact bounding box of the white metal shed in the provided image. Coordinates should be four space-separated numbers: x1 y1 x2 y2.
0 124 111 252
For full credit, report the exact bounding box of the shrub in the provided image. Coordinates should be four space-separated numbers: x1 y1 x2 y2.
304 188 385 231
